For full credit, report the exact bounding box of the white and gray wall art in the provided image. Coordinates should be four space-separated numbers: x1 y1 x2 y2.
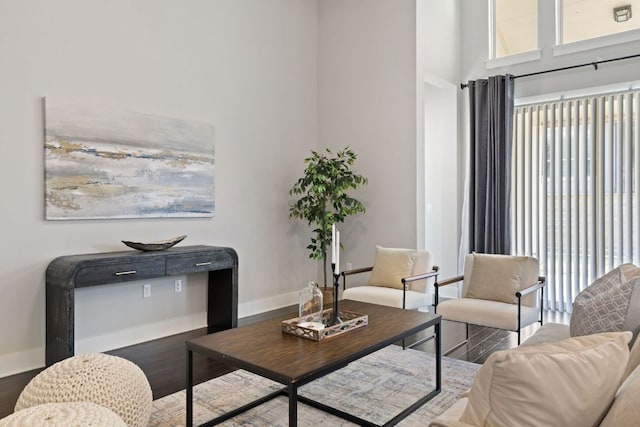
44 97 215 220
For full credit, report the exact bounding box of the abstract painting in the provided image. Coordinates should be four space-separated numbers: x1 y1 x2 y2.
44 97 215 220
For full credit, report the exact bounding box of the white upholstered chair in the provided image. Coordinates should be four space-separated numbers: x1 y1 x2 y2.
341 246 439 310
434 252 545 353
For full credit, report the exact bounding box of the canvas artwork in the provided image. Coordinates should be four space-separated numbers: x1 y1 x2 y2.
44 97 215 220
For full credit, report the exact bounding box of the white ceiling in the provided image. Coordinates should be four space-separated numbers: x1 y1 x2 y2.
496 0 640 56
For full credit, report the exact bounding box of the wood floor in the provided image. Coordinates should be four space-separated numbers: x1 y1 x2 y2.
0 307 569 419
413 308 570 364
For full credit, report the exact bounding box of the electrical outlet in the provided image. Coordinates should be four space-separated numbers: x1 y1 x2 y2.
346 262 353 271
175 279 182 293
143 284 151 298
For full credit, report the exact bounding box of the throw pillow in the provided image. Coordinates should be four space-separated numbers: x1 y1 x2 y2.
621 263 640 282
464 253 536 304
570 264 636 338
460 332 632 427
368 246 417 290
406 250 433 292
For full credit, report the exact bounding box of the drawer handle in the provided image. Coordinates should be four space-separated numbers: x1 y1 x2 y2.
115 270 137 276
195 262 212 267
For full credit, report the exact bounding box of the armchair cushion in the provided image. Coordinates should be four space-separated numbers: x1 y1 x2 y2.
436 298 539 331
341 286 429 310
464 253 538 305
570 264 640 340
460 332 632 427
368 246 417 290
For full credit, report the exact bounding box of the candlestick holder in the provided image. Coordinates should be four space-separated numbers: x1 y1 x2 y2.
331 265 342 326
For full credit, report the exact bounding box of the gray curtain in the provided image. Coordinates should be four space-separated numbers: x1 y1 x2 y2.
467 74 514 254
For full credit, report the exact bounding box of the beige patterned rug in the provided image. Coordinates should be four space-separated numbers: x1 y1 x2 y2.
150 345 480 426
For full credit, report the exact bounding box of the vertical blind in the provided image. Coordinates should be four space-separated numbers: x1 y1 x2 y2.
512 90 640 312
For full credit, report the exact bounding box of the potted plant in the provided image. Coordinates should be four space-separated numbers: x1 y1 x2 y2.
289 147 368 286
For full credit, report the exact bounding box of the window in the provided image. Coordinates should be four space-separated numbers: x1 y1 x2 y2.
492 0 538 58
490 0 640 63
511 90 640 312
559 0 640 45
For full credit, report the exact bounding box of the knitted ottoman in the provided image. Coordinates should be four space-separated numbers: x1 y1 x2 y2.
0 402 126 427
15 353 152 427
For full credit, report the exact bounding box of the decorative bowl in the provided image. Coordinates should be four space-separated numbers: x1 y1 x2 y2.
121 235 187 252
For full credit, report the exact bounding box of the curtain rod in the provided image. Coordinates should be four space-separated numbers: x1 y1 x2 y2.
460 52 640 90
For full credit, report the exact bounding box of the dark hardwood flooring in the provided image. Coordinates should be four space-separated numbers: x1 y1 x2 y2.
0 307 569 419
411 308 570 364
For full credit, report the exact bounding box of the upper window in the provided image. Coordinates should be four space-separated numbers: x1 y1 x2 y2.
559 0 640 44
490 0 640 64
493 0 538 58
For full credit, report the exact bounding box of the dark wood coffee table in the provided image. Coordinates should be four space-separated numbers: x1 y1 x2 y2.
186 300 441 426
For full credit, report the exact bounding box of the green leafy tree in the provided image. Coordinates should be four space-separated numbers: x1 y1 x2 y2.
289 147 368 286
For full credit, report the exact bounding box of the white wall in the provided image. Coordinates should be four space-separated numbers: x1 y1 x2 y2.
419 0 462 297
424 83 459 290
315 0 464 298
0 0 318 376
318 0 419 271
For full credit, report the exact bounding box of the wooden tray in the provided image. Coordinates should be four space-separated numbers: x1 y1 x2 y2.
281 308 368 341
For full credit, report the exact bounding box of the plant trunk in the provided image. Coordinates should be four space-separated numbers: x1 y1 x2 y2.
322 249 327 287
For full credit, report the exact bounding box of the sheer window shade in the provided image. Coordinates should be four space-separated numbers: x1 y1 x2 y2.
512 90 640 311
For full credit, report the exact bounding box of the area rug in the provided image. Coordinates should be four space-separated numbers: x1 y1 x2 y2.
149 345 480 426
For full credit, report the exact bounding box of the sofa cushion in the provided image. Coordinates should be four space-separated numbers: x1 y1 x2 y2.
460 332 632 427
428 398 475 427
623 278 640 346
464 253 537 305
520 320 640 380
570 264 638 338
600 364 640 427
368 246 417 289
624 330 640 379
520 322 570 347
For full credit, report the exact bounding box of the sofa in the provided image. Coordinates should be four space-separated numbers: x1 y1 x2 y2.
429 264 640 427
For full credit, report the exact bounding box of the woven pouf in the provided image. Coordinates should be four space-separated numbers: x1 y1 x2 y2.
0 402 126 427
15 353 152 427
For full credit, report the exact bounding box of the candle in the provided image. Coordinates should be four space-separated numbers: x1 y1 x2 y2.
335 230 340 275
331 223 336 265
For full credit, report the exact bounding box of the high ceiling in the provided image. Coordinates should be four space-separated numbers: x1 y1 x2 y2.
496 0 640 56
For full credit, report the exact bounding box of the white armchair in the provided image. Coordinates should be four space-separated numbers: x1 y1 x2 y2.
340 246 439 310
434 253 545 352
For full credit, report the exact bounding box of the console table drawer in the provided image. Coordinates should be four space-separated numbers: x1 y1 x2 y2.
166 254 233 275
75 259 166 288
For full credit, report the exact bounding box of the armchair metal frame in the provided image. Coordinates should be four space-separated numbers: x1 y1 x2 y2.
341 266 439 349
434 275 546 355
341 266 440 309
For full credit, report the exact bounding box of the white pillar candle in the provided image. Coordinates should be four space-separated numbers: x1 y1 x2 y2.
334 230 340 275
331 223 336 264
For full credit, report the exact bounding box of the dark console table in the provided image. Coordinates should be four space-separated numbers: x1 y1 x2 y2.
46 245 238 366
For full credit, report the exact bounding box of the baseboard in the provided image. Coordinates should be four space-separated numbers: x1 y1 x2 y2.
238 290 298 318
0 348 44 378
239 304 297 326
